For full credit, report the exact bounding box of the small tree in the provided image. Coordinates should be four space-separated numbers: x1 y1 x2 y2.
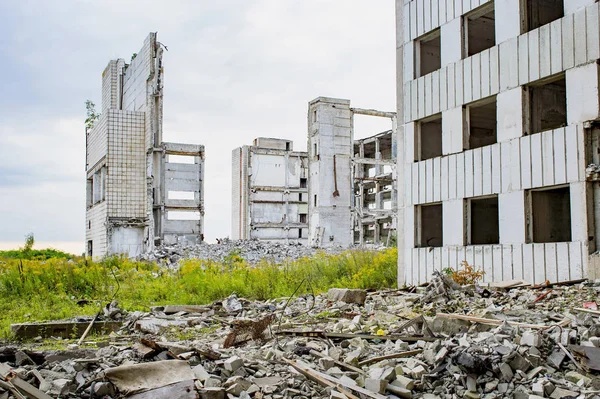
85 100 99 130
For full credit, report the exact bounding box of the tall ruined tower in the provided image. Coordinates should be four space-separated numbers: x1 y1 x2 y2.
307 97 353 247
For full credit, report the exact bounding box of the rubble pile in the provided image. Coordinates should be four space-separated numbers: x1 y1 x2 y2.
2 280 600 399
139 238 347 267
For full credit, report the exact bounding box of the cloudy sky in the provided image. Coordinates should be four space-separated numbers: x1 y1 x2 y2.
0 0 396 253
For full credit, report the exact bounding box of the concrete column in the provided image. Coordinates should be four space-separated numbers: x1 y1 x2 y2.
442 107 465 155
499 191 526 244
307 97 353 247
396 0 406 285
566 62 600 124
497 87 525 142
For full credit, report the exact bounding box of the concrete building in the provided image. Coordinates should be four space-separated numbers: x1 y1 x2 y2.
231 138 309 243
395 0 600 285
232 98 396 247
86 33 204 258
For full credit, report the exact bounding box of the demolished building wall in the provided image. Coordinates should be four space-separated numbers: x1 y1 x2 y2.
232 99 397 248
232 138 309 243
85 33 204 258
395 0 600 285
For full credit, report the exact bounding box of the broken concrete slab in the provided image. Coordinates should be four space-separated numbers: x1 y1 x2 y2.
327 289 367 305
102 360 195 395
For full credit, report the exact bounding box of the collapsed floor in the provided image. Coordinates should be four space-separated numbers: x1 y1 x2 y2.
2 276 600 399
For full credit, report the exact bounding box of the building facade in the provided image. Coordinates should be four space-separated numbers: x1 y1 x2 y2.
395 0 600 285
232 98 397 247
86 33 204 258
232 138 309 243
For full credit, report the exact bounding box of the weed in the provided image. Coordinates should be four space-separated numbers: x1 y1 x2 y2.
446 261 485 285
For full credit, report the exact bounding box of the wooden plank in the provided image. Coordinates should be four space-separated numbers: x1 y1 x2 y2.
358 350 424 367
436 313 555 329
283 359 361 399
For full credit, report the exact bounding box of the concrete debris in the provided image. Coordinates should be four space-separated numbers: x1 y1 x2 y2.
139 238 347 267
2 280 600 398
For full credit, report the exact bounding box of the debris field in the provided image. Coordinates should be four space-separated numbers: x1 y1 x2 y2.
2 274 600 399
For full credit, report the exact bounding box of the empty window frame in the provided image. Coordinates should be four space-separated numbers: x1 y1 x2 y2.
415 29 441 78
298 228 303 238
299 213 307 223
417 114 442 161
314 195 318 206
466 97 497 150
525 0 564 33
300 178 307 188
464 3 496 57
87 240 93 257
416 203 443 248
528 186 571 243
527 75 567 135
468 196 499 245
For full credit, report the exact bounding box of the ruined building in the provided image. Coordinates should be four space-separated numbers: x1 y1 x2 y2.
395 0 600 284
86 33 204 258
231 138 309 244
232 97 396 247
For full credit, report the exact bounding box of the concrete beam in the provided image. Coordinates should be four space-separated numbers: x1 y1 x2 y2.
351 108 397 119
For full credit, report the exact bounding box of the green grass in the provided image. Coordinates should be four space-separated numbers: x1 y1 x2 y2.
0 248 398 339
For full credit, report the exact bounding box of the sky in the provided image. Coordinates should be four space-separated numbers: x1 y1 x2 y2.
0 0 397 254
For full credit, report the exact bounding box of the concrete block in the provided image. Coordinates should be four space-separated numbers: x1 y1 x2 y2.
224 356 244 372
498 363 514 382
199 387 225 399
550 387 578 399
566 62 600 124
565 371 592 386
394 375 415 390
365 378 388 394
327 288 367 305
521 332 542 347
